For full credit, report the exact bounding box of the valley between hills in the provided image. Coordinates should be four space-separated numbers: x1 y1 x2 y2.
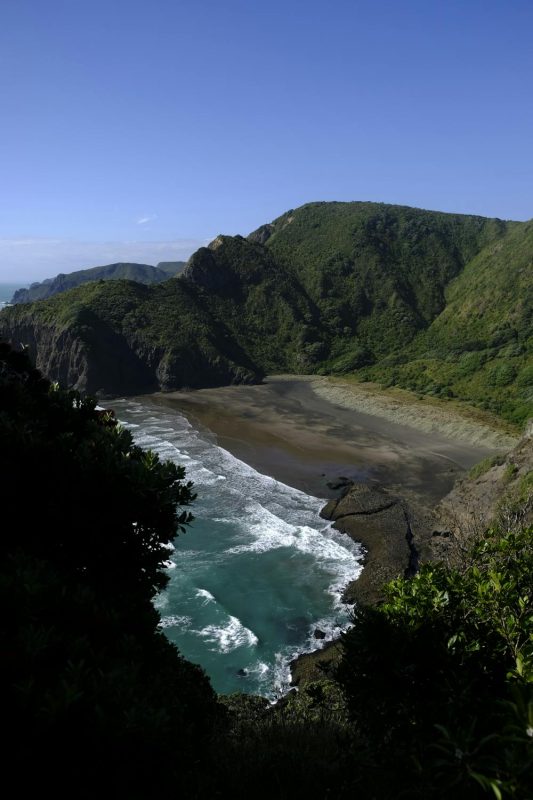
2 199 531 617
2 200 532 796
1 201 531 426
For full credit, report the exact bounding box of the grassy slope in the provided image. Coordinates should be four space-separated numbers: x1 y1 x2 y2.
362 220 533 425
263 202 507 366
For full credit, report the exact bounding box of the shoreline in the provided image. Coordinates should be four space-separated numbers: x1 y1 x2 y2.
144 376 513 687
150 375 507 504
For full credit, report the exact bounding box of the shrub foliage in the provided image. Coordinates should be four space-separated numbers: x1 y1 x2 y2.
0 343 220 797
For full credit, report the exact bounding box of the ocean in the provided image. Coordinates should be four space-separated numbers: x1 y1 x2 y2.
113 397 364 698
0 283 26 310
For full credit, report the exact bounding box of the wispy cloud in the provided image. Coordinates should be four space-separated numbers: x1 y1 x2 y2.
136 214 158 225
0 238 207 283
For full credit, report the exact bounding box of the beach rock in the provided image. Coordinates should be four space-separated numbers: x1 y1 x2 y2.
320 482 396 521
313 628 326 640
321 481 433 607
291 482 435 686
290 642 342 686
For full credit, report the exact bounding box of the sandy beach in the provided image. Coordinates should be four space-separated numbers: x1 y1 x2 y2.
146 375 518 684
150 375 513 507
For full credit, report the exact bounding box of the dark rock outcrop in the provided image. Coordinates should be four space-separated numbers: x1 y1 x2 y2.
0 315 260 396
292 430 532 687
320 482 428 606
247 223 274 245
291 482 433 685
1 319 157 396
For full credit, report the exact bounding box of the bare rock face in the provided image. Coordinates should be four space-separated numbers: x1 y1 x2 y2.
0 299 261 397
247 224 274 245
432 424 533 561
1 322 90 392
321 484 396 521
320 481 433 606
0 319 158 396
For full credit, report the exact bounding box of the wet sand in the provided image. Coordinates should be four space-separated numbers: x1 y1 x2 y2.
146 375 515 686
149 375 505 507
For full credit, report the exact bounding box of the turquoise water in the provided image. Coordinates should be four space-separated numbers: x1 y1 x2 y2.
113 397 363 697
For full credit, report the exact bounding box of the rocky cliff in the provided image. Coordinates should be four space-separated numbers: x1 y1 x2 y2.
0 276 263 395
431 423 533 561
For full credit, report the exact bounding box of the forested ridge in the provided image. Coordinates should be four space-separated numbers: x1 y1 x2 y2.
1 201 531 425
10 260 185 304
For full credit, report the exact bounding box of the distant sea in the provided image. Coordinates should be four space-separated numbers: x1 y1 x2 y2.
0 283 26 310
113 398 364 698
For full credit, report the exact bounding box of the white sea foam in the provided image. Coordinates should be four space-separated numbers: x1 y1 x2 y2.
226 501 363 606
159 615 192 629
197 615 259 653
154 593 168 610
196 588 215 604
112 397 365 697
178 549 200 559
248 660 270 678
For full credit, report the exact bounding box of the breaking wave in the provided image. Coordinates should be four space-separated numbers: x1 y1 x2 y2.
112 397 364 697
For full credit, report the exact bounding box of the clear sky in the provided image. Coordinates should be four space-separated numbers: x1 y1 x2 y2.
1 0 532 281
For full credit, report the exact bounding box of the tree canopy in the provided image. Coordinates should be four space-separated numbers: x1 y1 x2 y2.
0 342 220 797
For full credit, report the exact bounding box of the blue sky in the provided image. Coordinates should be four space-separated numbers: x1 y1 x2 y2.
1 0 532 281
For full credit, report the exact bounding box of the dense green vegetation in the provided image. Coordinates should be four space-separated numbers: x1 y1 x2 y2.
262 201 507 361
363 220 533 426
11 260 179 304
0 344 220 796
1 201 531 421
337 525 533 798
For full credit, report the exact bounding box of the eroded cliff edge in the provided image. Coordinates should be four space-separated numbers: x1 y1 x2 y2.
291 426 532 685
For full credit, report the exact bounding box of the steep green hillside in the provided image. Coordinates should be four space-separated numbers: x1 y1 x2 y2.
363 221 533 425
1 201 530 425
256 202 510 368
11 261 175 304
0 237 317 394
183 235 318 371
1 276 261 394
